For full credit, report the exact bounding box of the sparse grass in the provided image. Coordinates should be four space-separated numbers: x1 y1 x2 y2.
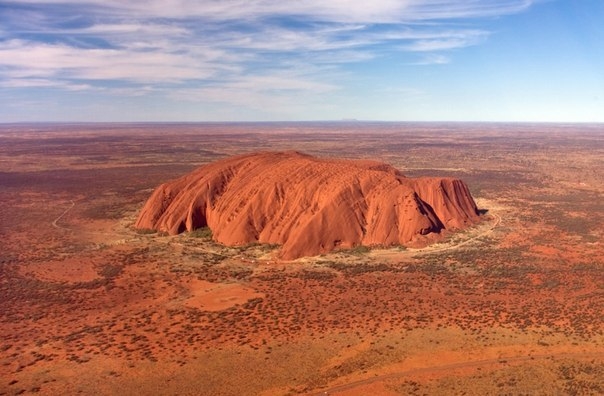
2 124 602 395
135 228 157 235
98 264 122 279
188 227 212 239
348 245 371 255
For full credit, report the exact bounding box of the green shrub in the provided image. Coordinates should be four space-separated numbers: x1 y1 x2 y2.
135 228 157 235
349 245 371 255
189 227 213 239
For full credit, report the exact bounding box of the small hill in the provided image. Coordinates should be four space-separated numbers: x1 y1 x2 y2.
135 151 480 259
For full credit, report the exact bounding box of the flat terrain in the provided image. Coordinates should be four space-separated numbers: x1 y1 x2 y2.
0 122 602 395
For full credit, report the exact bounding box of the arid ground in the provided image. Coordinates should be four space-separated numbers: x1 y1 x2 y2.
1 122 602 395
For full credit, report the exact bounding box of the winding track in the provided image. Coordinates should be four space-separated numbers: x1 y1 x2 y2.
50 200 600 396
369 211 502 262
310 210 599 396
50 200 139 247
311 350 603 395
51 200 75 230
409 212 502 255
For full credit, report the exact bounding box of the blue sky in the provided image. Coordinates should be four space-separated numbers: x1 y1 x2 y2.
1 0 603 122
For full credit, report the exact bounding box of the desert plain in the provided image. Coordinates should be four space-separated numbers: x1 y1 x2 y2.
0 122 602 395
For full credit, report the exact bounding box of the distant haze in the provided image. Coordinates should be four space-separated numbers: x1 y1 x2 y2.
1 1 603 123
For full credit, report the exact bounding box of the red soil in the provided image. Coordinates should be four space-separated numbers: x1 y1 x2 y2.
17 258 101 284
135 151 479 259
181 279 264 311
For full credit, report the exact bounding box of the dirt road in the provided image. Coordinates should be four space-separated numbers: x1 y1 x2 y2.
51 199 75 230
312 350 603 395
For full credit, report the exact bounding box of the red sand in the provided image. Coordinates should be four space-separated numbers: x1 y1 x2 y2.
182 279 264 311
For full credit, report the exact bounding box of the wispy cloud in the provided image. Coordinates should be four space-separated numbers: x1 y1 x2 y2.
7 0 537 22
0 39 220 82
402 31 489 52
410 54 451 65
0 77 92 91
1 0 541 109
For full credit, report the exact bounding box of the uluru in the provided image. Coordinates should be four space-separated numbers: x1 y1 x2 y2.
135 151 480 259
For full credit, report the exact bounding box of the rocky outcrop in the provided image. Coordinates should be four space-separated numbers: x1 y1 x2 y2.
136 151 480 259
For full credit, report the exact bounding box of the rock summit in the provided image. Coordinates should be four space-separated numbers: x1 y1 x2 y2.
136 151 480 259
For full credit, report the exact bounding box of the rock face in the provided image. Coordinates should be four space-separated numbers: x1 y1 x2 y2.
135 151 480 259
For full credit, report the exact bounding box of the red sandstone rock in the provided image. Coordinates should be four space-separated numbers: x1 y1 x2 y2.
135 151 480 259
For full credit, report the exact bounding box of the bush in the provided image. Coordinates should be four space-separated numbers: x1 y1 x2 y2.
135 228 157 235
189 227 213 239
349 245 371 255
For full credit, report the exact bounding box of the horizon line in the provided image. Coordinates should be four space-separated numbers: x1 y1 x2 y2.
1 120 603 125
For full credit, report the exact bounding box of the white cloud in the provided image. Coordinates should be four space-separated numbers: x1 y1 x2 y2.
223 76 336 92
77 23 189 36
8 0 405 23
0 77 91 90
0 39 220 82
170 74 337 104
410 53 451 65
404 37 486 52
1 0 541 107
164 72 340 120
402 0 535 20
9 0 537 22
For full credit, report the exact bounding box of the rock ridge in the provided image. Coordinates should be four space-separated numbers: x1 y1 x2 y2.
135 151 480 259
